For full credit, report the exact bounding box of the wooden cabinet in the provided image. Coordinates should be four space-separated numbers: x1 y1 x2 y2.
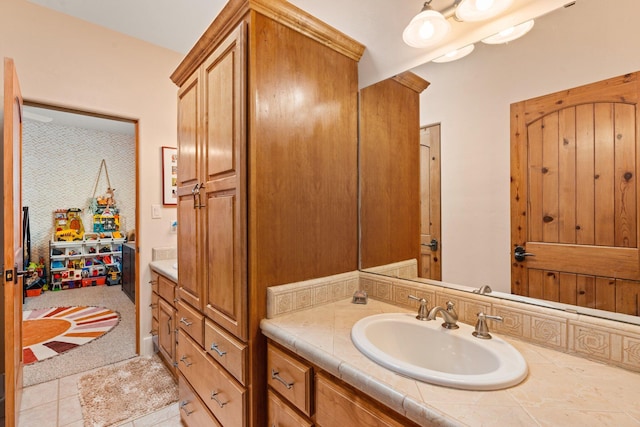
171 0 363 425
267 342 420 427
359 73 430 270
158 298 177 375
150 270 178 377
121 242 135 303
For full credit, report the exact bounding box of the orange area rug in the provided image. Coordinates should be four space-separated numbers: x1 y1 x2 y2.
22 306 119 365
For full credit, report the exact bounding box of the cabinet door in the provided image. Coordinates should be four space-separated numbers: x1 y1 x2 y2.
158 298 176 370
315 373 412 427
177 68 205 311
201 22 248 341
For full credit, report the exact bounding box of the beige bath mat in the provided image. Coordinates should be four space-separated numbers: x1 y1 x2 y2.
78 355 178 426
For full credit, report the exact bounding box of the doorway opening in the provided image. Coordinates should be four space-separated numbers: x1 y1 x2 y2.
21 102 139 385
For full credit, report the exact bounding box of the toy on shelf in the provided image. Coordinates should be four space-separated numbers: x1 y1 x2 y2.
53 208 85 241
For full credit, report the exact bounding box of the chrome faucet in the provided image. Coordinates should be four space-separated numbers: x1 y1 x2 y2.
473 285 492 295
407 295 429 321
427 301 459 329
472 312 503 339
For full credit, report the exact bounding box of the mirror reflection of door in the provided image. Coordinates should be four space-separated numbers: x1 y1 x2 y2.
3 56 25 427
419 124 441 280
511 72 640 316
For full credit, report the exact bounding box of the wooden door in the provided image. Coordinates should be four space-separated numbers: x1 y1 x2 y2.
511 72 640 315
176 69 204 311
157 298 176 370
2 57 24 427
419 125 442 280
201 23 247 341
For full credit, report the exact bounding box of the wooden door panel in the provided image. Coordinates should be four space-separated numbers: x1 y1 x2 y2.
419 125 441 280
511 72 640 316
616 279 640 315
177 71 200 189
201 23 247 341
613 103 636 247
204 46 236 179
594 103 615 246
558 108 576 243
177 194 203 310
3 56 24 427
575 104 595 245
525 242 639 279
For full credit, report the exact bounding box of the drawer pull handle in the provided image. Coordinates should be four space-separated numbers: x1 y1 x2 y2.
180 317 193 326
271 369 294 389
167 319 172 335
179 401 194 416
210 391 227 408
210 343 227 357
179 355 192 367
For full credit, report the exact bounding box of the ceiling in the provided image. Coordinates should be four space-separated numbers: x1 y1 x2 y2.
22 0 571 134
26 0 571 88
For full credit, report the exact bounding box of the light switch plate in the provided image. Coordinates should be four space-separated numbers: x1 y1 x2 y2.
151 204 161 219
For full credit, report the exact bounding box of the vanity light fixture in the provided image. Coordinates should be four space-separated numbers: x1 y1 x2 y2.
432 44 475 62
403 1 452 48
404 0 516 49
455 0 513 22
481 19 535 44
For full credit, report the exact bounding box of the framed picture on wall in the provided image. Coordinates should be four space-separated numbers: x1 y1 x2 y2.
162 146 178 206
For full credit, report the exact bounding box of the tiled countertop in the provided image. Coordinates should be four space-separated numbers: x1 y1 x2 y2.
260 298 640 426
149 259 177 282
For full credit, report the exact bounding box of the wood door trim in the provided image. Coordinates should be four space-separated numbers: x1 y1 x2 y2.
521 73 638 124
524 242 640 280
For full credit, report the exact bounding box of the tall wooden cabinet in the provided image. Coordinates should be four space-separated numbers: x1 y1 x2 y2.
359 73 430 270
170 0 364 425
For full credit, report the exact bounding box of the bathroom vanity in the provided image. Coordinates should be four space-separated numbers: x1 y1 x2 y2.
261 271 640 426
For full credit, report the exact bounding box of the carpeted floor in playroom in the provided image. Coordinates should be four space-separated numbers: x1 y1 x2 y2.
22 284 136 387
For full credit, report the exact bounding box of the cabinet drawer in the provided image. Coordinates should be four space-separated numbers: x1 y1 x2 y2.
178 374 222 427
204 319 247 385
315 373 408 427
268 389 313 427
151 291 159 320
177 300 204 346
150 272 159 294
267 343 312 417
158 274 177 305
177 330 246 427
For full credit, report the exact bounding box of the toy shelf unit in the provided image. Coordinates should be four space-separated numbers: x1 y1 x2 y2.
50 232 125 290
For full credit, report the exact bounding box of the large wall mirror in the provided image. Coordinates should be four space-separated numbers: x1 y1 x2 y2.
360 0 640 325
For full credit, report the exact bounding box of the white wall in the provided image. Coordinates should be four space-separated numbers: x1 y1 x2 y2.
415 0 640 292
1 0 182 355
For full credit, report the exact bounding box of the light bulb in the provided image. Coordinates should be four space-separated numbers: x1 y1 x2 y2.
481 20 535 44
499 27 515 37
455 0 512 22
403 9 451 48
418 21 435 40
476 0 494 11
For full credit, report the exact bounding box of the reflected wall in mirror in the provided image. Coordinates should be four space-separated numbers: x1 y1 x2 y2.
360 0 640 323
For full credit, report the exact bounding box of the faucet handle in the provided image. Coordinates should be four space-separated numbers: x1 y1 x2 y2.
446 301 456 313
408 295 429 321
472 312 503 339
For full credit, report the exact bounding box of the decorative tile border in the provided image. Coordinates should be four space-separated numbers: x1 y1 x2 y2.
266 268 640 372
151 246 177 261
266 271 359 318
360 271 640 373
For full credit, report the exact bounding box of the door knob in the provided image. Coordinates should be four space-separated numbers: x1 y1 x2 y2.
421 239 438 251
514 246 535 262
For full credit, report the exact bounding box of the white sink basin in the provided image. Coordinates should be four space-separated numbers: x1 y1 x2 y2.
351 313 528 390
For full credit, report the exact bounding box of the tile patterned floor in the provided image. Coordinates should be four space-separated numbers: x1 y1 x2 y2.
18 366 181 427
